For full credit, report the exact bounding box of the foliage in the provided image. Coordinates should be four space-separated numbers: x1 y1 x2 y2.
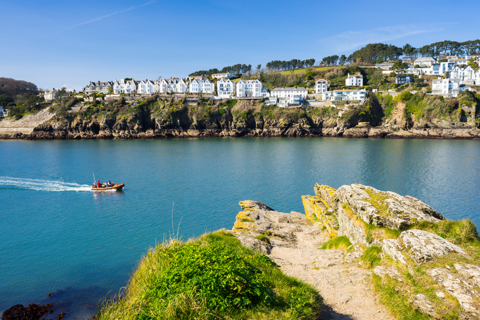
266 59 315 71
0 94 14 107
190 64 252 77
351 43 403 64
0 77 39 98
97 231 321 320
320 236 352 250
7 94 45 119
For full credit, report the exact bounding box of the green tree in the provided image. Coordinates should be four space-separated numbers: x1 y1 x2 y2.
0 94 14 108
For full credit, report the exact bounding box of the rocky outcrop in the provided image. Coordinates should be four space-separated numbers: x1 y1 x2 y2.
302 183 444 246
382 229 470 265
301 182 480 319
232 187 480 320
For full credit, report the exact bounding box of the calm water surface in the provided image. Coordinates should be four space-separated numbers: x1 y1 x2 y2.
1 138 480 318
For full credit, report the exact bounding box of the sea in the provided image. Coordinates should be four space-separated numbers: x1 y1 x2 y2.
1 137 480 319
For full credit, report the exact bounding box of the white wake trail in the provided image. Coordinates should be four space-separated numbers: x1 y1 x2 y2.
0 177 92 192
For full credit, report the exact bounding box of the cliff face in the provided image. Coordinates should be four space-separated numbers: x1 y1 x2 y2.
1 95 480 140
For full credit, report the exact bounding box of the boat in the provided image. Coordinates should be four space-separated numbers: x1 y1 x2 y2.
92 183 125 191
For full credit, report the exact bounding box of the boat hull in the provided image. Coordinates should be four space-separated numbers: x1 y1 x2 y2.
92 183 125 191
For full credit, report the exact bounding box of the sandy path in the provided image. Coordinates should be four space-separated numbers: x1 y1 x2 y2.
266 228 393 320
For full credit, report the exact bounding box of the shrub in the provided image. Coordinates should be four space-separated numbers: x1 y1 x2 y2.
98 231 321 320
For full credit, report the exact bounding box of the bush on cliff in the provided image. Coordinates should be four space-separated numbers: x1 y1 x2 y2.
98 231 321 320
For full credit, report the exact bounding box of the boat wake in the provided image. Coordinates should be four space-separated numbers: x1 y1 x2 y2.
0 177 92 192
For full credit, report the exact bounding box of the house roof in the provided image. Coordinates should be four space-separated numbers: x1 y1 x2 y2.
315 78 328 82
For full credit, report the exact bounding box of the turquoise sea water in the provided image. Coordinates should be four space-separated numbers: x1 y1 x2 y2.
1 138 480 318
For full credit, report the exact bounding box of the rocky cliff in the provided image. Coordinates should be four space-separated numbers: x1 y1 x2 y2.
234 184 480 319
1 92 480 140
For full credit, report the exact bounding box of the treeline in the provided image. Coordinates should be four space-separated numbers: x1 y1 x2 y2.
189 64 253 77
265 59 315 71
0 77 39 98
345 40 480 64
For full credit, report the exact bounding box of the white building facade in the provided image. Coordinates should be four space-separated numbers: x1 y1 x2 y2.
345 73 363 86
270 87 308 105
432 79 470 97
323 89 367 101
236 80 263 98
137 80 155 94
315 79 329 94
450 66 476 84
188 79 214 94
113 79 137 94
414 57 435 67
44 88 58 101
217 79 236 98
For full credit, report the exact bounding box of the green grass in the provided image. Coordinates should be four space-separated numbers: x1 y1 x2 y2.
372 274 431 320
412 219 479 247
320 236 352 250
97 231 321 320
253 234 271 244
360 246 382 268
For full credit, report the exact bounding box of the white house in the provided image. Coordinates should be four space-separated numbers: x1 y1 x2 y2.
270 87 308 104
449 58 468 66
315 79 329 94
212 72 233 79
137 80 155 94
188 79 214 94
432 78 470 97
322 89 367 101
217 79 236 98
466 54 480 61
414 57 435 67
450 66 476 84
156 79 172 93
113 79 137 94
236 80 263 98
154 78 187 93
345 73 363 86
44 88 58 101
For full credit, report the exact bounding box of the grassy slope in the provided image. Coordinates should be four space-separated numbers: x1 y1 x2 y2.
97 231 321 320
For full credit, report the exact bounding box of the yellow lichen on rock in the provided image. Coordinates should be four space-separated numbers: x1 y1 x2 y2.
302 193 339 239
233 200 274 234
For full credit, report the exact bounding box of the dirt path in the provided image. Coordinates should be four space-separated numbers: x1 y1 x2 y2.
266 227 393 320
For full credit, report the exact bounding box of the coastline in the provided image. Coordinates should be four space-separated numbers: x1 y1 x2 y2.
2 126 480 141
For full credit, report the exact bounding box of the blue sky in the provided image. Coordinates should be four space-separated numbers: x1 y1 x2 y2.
1 0 479 91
